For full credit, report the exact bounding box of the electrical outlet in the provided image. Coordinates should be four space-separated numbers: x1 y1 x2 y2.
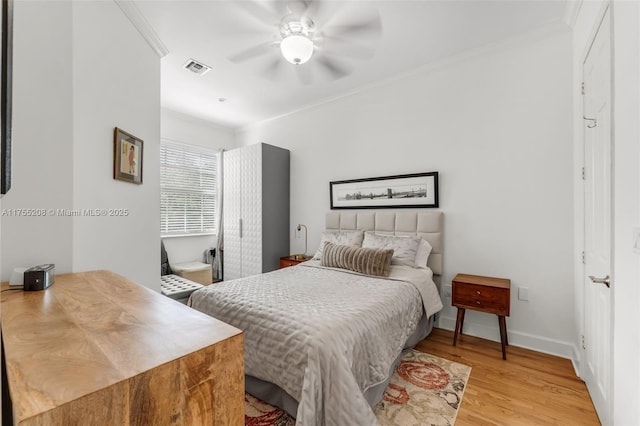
443 286 452 298
518 287 529 301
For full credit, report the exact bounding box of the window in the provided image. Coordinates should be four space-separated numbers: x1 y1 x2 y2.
160 141 217 236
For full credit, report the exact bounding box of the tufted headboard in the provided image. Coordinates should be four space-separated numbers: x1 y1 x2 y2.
325 211 443 277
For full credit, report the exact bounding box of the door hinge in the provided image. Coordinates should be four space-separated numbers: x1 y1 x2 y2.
582 251 585 264
582 167 586 180
582 335 586 350
581 82 585 95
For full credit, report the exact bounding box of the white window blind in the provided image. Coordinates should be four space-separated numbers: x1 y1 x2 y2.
160 142 217 236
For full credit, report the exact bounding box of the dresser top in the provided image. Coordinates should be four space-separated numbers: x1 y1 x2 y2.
453 273 511 289
1 270 242 422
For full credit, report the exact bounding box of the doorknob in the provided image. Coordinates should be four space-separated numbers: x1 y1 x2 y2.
588 275 610 288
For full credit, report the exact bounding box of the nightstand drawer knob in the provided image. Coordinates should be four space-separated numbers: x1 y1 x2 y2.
476 290 481 295
476 301 481 305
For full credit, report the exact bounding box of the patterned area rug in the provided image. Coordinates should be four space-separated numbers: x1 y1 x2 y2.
244 350 471 426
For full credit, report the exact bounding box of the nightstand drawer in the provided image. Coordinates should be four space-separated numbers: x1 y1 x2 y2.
453 282 509 316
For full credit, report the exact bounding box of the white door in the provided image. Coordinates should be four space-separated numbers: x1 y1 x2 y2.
582 7 612 425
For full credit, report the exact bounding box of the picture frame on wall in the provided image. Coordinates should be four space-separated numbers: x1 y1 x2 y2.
330 172 439 209
1 0 14 194
113 127 143 184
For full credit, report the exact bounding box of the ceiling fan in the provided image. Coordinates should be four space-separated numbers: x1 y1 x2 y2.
228 1 382 83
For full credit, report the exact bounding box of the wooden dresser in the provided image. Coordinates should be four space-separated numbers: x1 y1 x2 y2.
1 270 244 425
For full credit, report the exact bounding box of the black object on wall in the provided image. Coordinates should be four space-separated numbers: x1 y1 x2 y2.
1 0 13 195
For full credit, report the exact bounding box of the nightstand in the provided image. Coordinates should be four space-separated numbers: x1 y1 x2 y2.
279 255 313 269
452 273 511 360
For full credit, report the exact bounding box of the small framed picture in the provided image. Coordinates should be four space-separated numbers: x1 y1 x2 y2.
113 127 143 184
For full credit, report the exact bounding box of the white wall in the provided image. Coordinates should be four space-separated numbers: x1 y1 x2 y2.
1 1 74 279
238 29 575 357
573 2 640 424
162 108 237 150
71 1 160 291
1 1 161 292
160 108 237 265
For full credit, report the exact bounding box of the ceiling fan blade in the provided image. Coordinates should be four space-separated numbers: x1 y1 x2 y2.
287 0 308 15
325 14 382 39
303 0 345 31
234 0 282 28
317 36 376 60
296 64 313 85
316 54 351 80
263 56 286 81
228 41 278 63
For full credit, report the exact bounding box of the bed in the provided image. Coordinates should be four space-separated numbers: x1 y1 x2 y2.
189 211 443 425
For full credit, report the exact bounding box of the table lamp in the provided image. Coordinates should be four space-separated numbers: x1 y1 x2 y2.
294 224 307 260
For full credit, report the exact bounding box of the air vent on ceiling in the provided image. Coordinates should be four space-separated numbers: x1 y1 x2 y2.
183 59 211 76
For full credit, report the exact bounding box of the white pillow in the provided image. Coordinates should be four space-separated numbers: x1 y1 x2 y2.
414 238 433 269
362 232 421 267
312 230 364 260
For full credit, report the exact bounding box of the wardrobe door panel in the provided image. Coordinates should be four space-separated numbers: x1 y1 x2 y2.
240 144 262 277
223 148 242 281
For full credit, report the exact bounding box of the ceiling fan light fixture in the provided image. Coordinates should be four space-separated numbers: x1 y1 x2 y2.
280 34 314 65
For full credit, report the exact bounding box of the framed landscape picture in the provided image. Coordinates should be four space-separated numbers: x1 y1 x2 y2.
330 172 439 209
113 127 143 184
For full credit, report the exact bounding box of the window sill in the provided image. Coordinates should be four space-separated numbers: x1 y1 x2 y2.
161 233 216 239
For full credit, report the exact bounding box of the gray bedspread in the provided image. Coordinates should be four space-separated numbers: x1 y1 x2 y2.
189 261 443 426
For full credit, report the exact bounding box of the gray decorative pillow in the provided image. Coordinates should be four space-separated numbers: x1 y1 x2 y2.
321 242 394 277
312 230 365 260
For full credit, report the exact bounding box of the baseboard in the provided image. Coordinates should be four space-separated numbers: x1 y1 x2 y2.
438 316 580 366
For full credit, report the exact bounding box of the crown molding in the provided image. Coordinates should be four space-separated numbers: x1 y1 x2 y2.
114 0 169 58
563 0 583 29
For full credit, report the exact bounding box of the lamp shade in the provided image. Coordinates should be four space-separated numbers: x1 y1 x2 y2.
280 35 313 65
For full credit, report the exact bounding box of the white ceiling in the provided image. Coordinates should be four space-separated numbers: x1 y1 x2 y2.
134 0 569 129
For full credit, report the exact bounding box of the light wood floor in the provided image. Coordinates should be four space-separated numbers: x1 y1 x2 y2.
416 328 601 425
